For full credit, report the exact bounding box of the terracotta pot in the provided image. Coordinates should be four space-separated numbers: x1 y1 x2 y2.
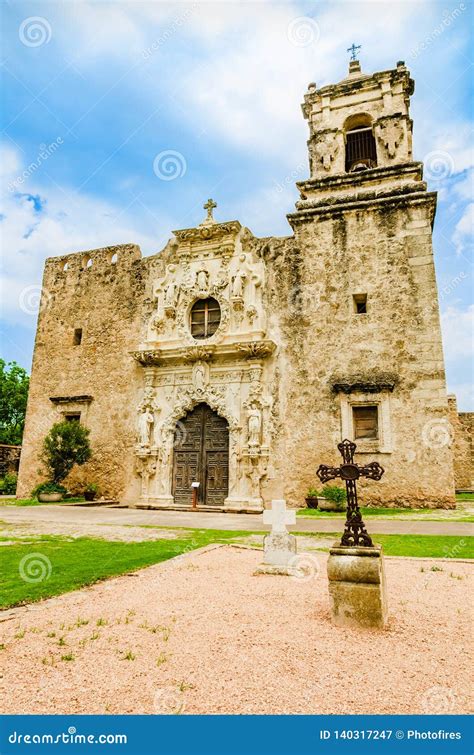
305 496 319 509
84 490 96 501
38 492 63 503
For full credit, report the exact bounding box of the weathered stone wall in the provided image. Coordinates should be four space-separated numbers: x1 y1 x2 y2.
448 395 474 490
17 244 149 499
254 200 455 508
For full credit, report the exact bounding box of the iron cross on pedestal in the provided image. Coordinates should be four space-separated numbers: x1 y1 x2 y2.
317 439 384 547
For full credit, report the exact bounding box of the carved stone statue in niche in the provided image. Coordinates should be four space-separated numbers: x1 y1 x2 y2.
164 280 179 308
137 406 154 447
196 267 209 293
232 268 247 299
192 361 208 393
247 403 262 449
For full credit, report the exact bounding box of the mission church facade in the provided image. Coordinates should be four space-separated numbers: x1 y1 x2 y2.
17 59 456 509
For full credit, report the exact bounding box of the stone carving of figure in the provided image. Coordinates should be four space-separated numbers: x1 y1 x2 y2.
248 404 262 448
193 362 206 392
232 269 247 298
164 280 178 307
196 268 208 292
137 406 154 446
138 457 156 499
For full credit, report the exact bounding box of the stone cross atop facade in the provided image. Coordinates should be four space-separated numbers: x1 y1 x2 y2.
317 439 384 548
263 499 296 534
202 198 217 225
346 43 361 61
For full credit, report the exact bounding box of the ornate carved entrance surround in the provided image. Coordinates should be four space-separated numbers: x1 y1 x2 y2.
130 206 277 512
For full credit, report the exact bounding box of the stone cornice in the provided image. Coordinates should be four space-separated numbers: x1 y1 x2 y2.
288 188 437 225
330 376 398 394
49 395 94 404
302 66 414 118
131 339 277 367
296 162 423 193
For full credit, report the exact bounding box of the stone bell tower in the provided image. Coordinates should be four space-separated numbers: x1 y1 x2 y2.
284 59 455 508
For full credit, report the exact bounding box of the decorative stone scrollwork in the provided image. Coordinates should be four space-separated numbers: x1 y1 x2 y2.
131 350 161 366
310 129 340 173
376 119 404 160
173 221 242 244
180 345 215 363
135 451 157 499
237 341 276 359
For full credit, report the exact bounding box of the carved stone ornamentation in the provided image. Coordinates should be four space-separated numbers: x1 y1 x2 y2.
237 341 276 359
131 350 161 366
135 452 157 499
310 129 340 173
376 119 404 160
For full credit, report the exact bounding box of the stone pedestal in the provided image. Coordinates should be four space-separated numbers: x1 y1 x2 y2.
255 534 298 575
254 500 297 576
327 544 388 629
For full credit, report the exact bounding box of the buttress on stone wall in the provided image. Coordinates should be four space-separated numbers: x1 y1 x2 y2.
17 60 459 509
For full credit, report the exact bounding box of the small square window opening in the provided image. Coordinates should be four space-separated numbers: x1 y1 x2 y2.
73 328 83 345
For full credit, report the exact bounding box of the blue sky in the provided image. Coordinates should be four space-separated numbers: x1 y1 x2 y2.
1 0 473 408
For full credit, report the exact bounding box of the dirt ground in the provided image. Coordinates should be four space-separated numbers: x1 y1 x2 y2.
1 545 472 715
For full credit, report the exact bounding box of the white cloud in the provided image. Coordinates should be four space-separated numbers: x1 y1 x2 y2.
441 304 474 361
0 144 170 327
452 202 473 256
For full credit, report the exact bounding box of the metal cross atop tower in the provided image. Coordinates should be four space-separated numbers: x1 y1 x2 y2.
203 198 217 223
347 43 361 62
317 439 384 547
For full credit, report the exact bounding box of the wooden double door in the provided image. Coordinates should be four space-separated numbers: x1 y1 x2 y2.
172 403 229 507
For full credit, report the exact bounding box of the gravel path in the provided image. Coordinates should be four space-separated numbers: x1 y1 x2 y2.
0 546 472 715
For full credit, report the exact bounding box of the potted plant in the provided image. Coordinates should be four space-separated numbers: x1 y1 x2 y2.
318 484 347 512
34 420 92 503
33 481 67 503
305 486 319 509
84 482 99 501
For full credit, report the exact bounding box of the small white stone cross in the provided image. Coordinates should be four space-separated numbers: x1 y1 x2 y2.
263 499 296 534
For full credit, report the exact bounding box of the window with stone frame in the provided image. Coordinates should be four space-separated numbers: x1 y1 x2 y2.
352 405 378 439
190 298 221 339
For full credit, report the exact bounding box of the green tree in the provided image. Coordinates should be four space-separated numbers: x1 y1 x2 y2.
42 421 92 483
0 360 30 445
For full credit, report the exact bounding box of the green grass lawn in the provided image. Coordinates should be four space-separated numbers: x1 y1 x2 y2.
300 532 474 560
0 497 86 507
297 502 474 522
0 529 249 609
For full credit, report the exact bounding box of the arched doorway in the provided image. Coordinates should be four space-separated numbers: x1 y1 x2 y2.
172 403 229 507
